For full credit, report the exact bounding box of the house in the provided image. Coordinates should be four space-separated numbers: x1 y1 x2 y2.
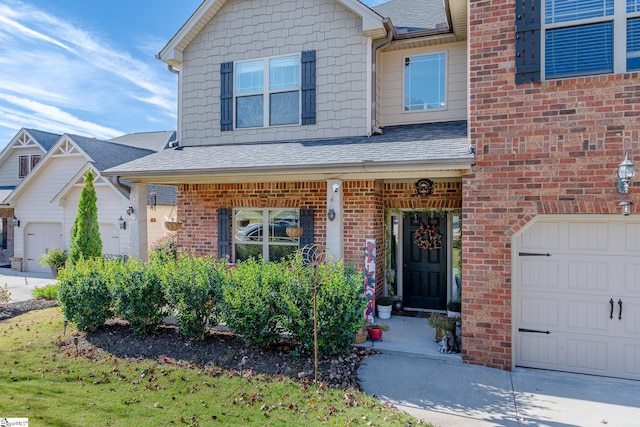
106 0 471 318
465 0 640 380
5 131 177 273
0 128 61 265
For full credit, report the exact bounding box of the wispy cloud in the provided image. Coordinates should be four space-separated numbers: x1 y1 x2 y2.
0 0 177 144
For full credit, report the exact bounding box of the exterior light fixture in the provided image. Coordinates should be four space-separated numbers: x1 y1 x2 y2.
327 208 336 221
126 205 134 216
12 215 19 227
118 216 126 230
619 201 633 216
617 152 635 195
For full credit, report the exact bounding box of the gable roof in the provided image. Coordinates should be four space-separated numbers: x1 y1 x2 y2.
107 131 176 152
104 121 472 183
372 0 447 33
158 0 387 67
67 135 156 171
23 129 61 151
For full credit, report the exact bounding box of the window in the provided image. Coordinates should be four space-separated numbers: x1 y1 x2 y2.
404 53 446 111
543 0 640 79
220 51 316 131
235 55 301 128
18 154 41 179
0 218 6 250
233 209 299 262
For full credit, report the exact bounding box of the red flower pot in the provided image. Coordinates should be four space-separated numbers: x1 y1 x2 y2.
367 327 383 341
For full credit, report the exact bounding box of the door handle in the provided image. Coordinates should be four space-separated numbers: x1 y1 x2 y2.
618 299 623 321
610 298 614 319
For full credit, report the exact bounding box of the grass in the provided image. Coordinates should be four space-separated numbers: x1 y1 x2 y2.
0 308 420 426
32 283 59 300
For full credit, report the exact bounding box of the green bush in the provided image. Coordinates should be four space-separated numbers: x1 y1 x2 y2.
57 258 112 331
149 233 177 263
280 255 367 358
68 170 102 265
32 283 60 300
109 259 166 334
159 256 223 339
220 258 287 348
37 248 68 269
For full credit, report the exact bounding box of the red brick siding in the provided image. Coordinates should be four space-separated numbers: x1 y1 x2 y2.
467 0 640 370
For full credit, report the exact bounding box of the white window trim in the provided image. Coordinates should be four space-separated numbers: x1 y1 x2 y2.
18 154 40 179
541 0 640 80
402 50 448 114
233 53 302 129
232 208 300 262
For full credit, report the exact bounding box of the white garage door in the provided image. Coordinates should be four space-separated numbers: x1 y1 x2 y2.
514 218 640 380
25 223 63 273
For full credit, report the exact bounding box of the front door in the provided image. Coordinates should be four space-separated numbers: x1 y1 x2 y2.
402 212 447 310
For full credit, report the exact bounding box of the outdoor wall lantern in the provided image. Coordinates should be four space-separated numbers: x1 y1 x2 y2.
12 215 19 227
617 153 635 216
126 205 135 216
118 216 126 230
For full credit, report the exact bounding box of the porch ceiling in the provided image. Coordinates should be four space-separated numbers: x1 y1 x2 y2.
104 121 472 184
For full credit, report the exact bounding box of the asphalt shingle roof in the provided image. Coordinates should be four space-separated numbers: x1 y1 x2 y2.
372 0 447 32
107 131 176 152
106 121 471 176
24 129 61 151
68 135 156 171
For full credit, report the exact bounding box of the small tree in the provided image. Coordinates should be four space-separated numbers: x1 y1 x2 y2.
68 170 102 265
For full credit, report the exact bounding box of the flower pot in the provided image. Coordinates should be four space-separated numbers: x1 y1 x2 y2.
392 300 403 311
354 327 367 344
435 327 446 342
367 327 383 341
165 221 183 231
377 304 392 319
285 227 304 238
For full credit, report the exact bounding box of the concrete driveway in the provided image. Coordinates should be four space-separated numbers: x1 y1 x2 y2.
0 268 55 302
358 354 640 426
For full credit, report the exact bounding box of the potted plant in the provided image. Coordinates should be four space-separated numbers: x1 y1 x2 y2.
366 321 389 341
37 248 67 278
376 296 393 319
447 300 462 319
427 313 457 342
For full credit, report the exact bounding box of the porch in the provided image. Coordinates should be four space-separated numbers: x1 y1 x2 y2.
355 314 462 362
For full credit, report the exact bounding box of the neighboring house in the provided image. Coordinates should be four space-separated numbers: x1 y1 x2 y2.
5 131 177 273
465 0 640 381
107 0 470 343
0 128 61 265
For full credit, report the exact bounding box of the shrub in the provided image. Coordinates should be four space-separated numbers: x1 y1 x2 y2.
159 256 223 339
68 170 102 265
220 258 286 348
280 255 367 358
57 258 112 331
149 232 177 263
109 259 166 334
37 248 68 269
0 283 10 304
32 283 60 300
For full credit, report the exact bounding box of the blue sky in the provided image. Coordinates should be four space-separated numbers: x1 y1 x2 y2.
0 0 387 149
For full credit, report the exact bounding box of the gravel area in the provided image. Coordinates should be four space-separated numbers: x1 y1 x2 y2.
0 299 58 321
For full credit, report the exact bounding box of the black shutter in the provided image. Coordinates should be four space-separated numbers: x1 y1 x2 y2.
299 209 314 249
220 62 234 131
217 208 230 260
301 51 316 125
515 0 541 84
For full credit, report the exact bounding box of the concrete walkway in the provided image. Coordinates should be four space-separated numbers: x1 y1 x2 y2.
358 354 640 426
0 268 55 302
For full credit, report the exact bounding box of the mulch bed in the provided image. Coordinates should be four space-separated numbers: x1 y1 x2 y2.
2 300 377 390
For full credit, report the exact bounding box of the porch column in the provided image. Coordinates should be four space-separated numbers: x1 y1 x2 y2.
325 179 343 260
128 183 148 262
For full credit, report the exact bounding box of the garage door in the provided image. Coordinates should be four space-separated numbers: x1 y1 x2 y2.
514 218 640 380
25 223 63 273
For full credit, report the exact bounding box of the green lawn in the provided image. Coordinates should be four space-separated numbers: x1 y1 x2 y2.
0 308 420 426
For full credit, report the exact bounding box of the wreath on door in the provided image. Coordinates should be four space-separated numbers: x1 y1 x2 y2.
414 223 442 251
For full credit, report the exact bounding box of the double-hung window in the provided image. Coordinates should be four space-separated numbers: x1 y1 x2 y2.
404 52 446 111
543 0 640 79
233 208 300 262
18 154 41 179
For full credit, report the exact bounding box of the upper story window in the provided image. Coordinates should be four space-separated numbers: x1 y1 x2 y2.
543 0 640 79
235 55 301 128
404 52 446 111
220 51 316 131
18 154 41 179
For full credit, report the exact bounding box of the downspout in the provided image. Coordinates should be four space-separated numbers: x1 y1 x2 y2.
156 52 182 148
112 176 131 194
370 18 395 135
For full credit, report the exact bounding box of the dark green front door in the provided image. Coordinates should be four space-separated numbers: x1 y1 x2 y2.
402 212 447 310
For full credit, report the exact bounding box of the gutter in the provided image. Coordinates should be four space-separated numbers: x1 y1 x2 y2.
112 176 131 194
371 18 395 135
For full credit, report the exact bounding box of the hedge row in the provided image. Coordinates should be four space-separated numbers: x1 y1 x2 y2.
57 253 367 358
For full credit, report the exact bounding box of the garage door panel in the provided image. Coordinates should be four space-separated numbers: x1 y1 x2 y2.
566 338 608 371
567 260 609 291
624 264 640 294
518 335 559 366
520 295 559 327
521 222 559 249
624 223 640 251
568 222 609 251
623 342 640 376
567 299 609 332
621 300 640 336
521 259 559 289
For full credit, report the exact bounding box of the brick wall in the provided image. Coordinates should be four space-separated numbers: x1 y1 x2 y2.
467 0 640 370
0 207 14 264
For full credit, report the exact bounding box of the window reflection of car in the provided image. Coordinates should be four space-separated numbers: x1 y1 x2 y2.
236 220 294 241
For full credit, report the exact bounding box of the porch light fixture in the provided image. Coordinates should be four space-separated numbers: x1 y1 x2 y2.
126 205 135 216
12 215 19 227
619 201 633 216
118 216 126 230
617 152 635 195
327 208 336 221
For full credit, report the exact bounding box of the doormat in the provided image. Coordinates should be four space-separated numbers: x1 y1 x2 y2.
392 310 430 318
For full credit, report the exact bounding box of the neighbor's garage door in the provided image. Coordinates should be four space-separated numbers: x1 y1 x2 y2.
25 223 63 273
514 218 640 380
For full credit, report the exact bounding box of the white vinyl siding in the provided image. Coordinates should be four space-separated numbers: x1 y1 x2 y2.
378 42 467 126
